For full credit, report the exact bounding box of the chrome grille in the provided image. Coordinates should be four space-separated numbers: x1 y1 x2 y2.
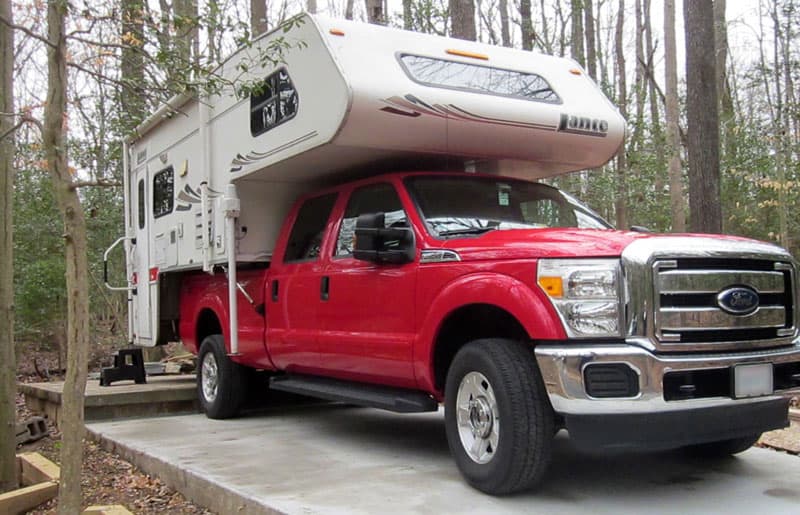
653 258 796 351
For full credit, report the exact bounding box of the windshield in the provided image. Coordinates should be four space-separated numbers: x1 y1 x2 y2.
404 175 612 238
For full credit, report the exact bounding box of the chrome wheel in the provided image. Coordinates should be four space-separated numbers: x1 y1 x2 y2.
456 371 500 464
201 351 219 403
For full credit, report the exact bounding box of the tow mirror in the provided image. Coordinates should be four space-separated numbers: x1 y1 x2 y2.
353 213 415 264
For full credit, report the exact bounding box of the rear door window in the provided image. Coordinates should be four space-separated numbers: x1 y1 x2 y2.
284 193 337 263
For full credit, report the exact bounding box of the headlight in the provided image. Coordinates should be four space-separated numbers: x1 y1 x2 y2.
537 259 622 338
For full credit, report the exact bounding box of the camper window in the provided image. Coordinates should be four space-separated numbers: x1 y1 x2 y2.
250 69 298 137
152 166 174 219
284 193 337 263
398 55 560 104
137 179 145 229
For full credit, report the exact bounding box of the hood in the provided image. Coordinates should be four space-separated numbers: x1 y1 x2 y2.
436 228 766 262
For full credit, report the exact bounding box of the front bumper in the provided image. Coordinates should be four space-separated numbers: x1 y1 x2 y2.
534 341 800 450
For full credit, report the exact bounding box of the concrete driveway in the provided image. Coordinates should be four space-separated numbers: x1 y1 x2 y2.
87 404 800 514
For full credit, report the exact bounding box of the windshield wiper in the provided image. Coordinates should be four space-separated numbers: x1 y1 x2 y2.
438 227 498 238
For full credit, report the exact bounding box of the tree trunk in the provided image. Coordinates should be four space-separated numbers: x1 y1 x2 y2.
520 0 534 50
346 0 355 20
44 1 91 512
584 0 597 79
365 0 385 24
306 0 317 14
498 0 510 47
449 0 476 41
615 0 628 230
251 0 268 37
684 0 721 233
664 0 685 231
0 0 17 494
570 0 584 65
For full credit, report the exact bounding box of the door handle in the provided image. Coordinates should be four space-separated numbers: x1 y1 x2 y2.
271 280 279 302
321 276 330 301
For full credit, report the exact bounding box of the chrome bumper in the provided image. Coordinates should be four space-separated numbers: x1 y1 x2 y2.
534 340 800 415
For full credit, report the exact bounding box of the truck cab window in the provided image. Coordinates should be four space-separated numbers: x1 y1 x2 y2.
284 193 337 263
336 183 408 257
152 167 174 218
405 175 610 237
250 69 298 137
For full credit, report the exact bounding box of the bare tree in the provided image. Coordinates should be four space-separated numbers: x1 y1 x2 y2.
584 0 598 79
449 0 476 40
403 0 413 29
41 0 91 511
346 0 355 20
498 0 510 47
643 0 664 192
251 0 268 37
365 0 385 24
615 0 628 229
664 0 685 231
521 0 534 50
714 0 735 157
684 0 721 233
571 0 585 65
307 0 317 14
121 0 146 125
0 0 16 494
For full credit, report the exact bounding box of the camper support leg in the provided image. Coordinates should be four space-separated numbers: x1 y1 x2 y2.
223 184 241 356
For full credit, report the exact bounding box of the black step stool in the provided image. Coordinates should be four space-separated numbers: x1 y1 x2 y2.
100 348 147 386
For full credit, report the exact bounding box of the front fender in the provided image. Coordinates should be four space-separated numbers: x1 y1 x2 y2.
413 272 566 393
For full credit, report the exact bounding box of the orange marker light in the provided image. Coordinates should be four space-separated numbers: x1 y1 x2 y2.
538 276 564 298
446 49 489 60
569 68 582 75
330 28 345 36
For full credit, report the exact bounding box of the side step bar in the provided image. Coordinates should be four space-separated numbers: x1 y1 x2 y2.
269 375 439 413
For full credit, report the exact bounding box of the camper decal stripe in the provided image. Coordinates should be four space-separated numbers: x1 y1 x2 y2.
229 131 319 173
175 184 219 212
380 95 559 132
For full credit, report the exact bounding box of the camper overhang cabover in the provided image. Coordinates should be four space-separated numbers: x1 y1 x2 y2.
117 13 625 347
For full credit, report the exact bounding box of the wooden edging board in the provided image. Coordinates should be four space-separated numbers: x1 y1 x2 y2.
0 452 60 515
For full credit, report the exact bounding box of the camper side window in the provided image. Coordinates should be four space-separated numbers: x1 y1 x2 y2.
250 69 298 137
284 193 337 263
152 167 174 218
137 179 145 229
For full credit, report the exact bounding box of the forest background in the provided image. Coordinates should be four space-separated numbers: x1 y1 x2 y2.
5 0 798 359
0 0 798 509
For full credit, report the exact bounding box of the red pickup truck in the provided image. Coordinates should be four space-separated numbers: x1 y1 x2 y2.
176 170 800 494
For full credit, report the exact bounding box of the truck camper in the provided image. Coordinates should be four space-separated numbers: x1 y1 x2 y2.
107 13 800 495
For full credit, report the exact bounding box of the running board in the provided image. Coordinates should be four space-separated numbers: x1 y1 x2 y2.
269 375 439 413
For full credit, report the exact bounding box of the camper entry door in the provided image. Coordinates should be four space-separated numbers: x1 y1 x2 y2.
132 165 155 345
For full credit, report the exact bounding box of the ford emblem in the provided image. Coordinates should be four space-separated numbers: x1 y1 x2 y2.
717 286 760 316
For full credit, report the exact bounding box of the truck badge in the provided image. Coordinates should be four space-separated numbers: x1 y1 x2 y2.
716 286 760 316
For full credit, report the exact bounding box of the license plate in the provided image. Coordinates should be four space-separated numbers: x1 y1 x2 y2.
733 363 773 399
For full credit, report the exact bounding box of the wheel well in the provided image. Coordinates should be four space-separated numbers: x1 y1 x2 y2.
432 304 529 391
196 309 222 347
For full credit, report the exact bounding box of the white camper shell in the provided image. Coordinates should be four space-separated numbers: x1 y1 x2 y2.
112 13 625 346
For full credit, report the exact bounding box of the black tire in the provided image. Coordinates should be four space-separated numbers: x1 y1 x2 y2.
197 334 247 419
685 434 761 457
444 339 555 495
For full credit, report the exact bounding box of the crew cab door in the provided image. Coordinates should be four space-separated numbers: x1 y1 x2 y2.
316 182 418 387
266 192 338 372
